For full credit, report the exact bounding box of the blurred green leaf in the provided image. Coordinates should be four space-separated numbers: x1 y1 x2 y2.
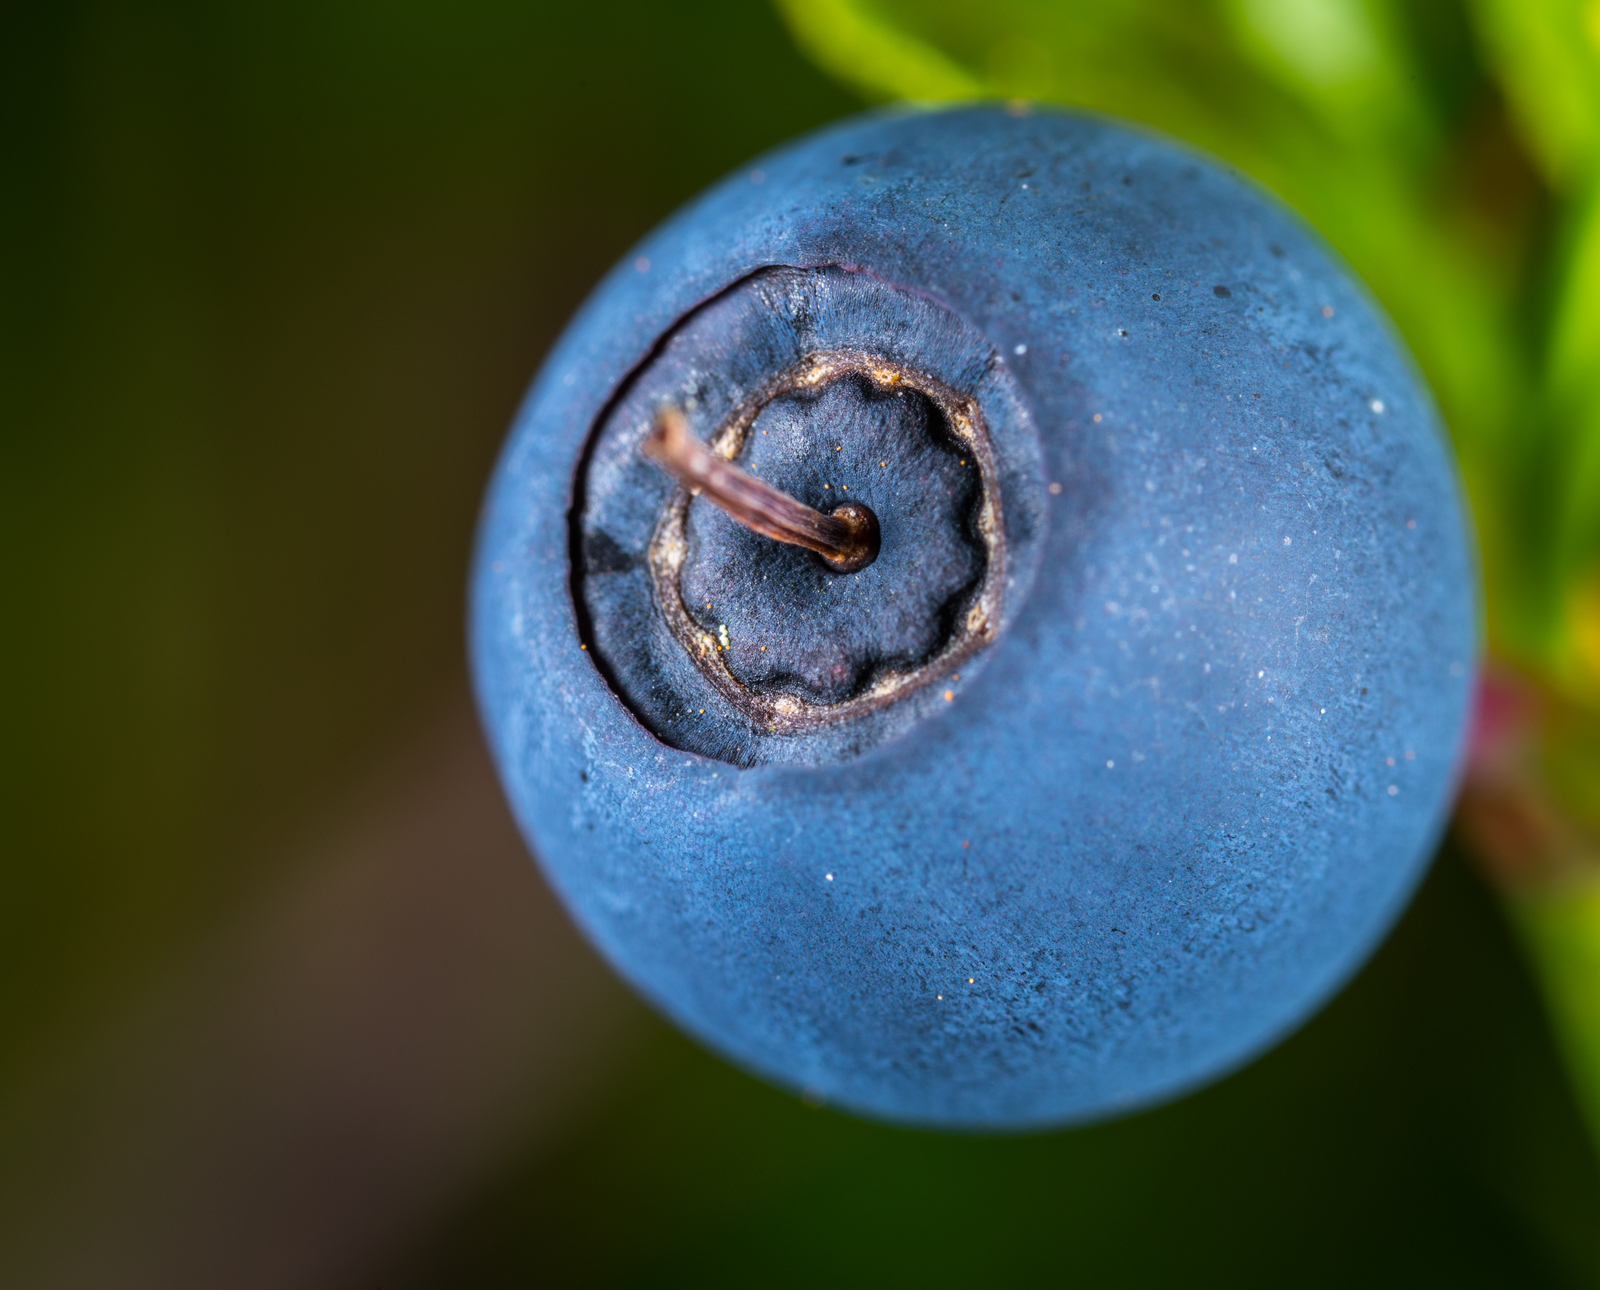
1468 0 1600 189
1513 885 1600 1146
778 0 981 99
1468 0 1600 691
1545 188 1600 695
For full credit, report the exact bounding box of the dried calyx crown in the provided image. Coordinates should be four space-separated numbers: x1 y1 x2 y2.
575 265 1040 766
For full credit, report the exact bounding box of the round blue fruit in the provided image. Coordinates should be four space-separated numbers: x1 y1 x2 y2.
470 105 1477 1129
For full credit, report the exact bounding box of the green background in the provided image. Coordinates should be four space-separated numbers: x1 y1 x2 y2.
3 0 1597 1283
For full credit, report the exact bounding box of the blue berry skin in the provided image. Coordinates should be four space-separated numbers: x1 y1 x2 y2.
470 105 1477 1129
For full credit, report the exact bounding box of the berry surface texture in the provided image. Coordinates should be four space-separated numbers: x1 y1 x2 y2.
470 105 1477 1129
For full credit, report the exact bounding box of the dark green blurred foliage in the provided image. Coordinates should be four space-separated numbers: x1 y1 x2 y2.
0 0 851 1083
422 848 1599 1287
4 1 1600 1284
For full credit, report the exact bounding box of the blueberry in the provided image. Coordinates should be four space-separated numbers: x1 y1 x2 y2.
470 106 1476 1128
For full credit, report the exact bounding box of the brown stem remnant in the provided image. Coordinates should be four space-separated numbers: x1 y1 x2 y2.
643 406 880 573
